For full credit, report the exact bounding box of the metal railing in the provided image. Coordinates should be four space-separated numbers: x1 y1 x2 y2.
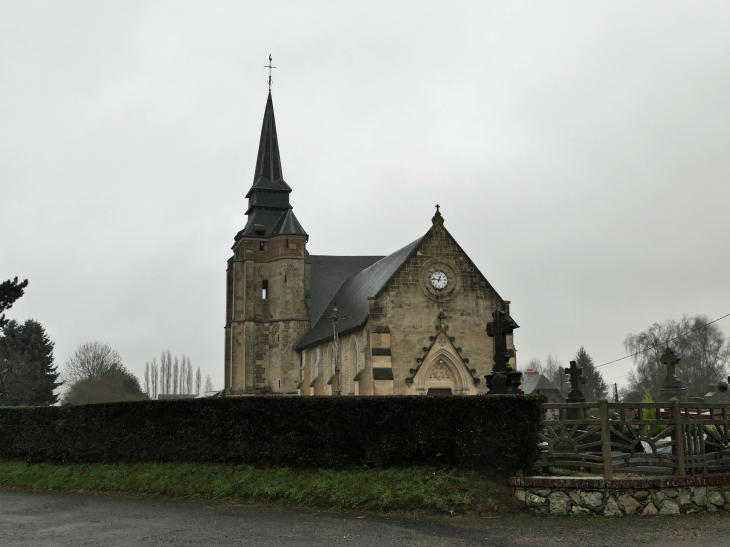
537 399 730 478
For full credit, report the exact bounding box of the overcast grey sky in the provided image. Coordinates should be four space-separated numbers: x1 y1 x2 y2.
2 1 729 392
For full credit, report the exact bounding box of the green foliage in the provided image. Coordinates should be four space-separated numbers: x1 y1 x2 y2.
641 390 666 436
0 460 508 513
0 319 60 406
62 369 147 405
0 395 544 474
0 277 28 328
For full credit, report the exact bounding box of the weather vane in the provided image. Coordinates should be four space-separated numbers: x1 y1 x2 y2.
265 54 276 92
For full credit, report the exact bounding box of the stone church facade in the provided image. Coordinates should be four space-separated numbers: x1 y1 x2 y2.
224 92 517 397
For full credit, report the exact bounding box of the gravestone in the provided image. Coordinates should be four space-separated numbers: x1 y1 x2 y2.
704 377 730 404
658 348 687 402
565 360 586 403
484 309 523 394
564 360 586 420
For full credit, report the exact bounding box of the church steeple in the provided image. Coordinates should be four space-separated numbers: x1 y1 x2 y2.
252 91 284 186
235 92 307 241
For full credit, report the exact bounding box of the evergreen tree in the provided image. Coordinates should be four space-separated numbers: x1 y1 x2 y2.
574 346 608 401
0 277 28 328
0 319 61 405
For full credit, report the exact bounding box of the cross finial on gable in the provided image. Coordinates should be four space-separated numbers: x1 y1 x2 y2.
437 311 447 330
432 204 444 225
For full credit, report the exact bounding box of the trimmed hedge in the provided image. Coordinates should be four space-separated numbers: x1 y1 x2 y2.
0 395 544 473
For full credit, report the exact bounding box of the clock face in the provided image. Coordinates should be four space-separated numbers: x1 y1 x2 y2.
430 271 448 290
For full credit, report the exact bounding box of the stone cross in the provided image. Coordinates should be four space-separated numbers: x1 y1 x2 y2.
486 309 511 373
484 309 522 394
437 310 447 331
660 347 682 389
564 360 586 402
658 347 687 402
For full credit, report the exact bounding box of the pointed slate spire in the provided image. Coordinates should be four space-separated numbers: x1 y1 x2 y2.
236 92 307 242
253 91 284 185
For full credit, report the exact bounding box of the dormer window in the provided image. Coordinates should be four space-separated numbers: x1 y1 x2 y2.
254 224 266 237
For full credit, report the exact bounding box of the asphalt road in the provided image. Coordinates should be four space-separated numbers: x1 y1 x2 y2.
1 489 730 547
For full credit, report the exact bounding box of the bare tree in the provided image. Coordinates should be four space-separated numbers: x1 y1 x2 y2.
185 357 193 395
625 314 730 399
180 357 185 394
63 342 124 384
172 356 179 395
195 366 201 395
160 351 173 394
144 362 150 397
150 358 159 400
159 352 167 394
178 356 185 394
165 351 172 393
204 374 213 393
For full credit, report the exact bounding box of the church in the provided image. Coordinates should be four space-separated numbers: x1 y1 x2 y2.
224 92 517 397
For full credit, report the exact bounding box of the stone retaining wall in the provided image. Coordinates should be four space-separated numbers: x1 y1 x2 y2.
510 475 730 516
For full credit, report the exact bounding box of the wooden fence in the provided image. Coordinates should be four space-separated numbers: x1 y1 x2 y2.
537 399 730 478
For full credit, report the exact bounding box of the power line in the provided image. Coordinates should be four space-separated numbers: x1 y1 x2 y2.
606 373 629 381
595 312 730 370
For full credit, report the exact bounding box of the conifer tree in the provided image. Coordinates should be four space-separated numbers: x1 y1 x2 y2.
0 277 28 328
0 319 61 405
574 346 608 401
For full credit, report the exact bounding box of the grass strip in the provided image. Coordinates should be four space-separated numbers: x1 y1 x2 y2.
0 460 507 514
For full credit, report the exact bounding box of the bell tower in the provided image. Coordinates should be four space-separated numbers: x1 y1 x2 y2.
224 91 310 395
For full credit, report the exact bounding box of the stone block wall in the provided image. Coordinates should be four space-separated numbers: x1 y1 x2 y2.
370 225 508 395
225 235 310 395
512 475 730 516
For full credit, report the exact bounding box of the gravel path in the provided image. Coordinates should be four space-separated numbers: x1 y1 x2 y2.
1 489 729 546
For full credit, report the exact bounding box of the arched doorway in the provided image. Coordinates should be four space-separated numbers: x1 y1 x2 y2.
412 347 474 395
425 358 456 395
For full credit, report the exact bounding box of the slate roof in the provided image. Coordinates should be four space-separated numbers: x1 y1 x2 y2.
306 255 385 329
295 237 424 349
235 92 307 242
522 373 564 401
235 208 308 240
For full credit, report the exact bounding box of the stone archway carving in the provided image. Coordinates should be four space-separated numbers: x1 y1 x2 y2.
412 345 474 395
406 312 480 395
